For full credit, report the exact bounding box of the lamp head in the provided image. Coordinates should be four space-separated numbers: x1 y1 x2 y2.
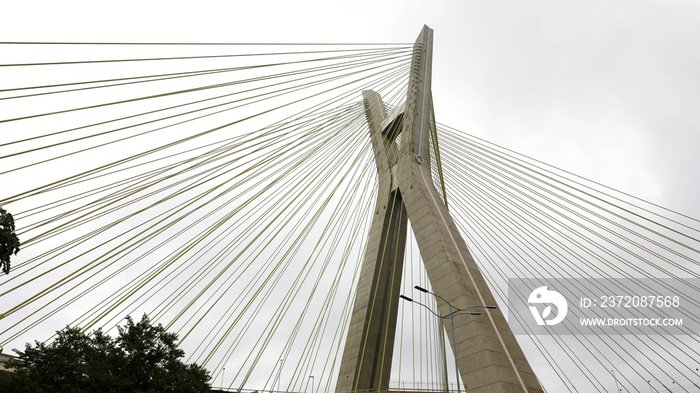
414 285 429 293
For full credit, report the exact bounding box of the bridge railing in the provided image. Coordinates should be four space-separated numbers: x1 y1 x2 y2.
209 384 463 393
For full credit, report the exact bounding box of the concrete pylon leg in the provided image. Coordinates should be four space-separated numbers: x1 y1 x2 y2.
397 26 543 393
397 162 543 393
335 91 408 393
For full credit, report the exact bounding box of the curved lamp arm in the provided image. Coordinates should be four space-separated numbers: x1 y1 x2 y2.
414 285 497 316
399 295 442 318
400 295 483 318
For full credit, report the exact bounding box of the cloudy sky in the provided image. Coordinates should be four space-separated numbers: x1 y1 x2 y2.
2 1 699 392
5 0 698 215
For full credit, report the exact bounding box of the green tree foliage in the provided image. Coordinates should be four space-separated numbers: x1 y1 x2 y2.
2 315 210 393
0 207 20 274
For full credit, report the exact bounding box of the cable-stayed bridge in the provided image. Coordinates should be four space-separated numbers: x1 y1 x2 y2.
0 27 699 392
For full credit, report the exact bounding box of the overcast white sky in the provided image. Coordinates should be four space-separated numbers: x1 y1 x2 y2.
3 0 699 216
2 1 700 391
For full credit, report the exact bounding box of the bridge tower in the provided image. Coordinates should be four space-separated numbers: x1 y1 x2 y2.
335 26 543 393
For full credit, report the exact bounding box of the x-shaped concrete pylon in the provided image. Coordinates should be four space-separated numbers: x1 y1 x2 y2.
336 26 543 393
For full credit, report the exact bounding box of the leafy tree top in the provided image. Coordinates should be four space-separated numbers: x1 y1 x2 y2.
3 314 210 393
0 207 20 275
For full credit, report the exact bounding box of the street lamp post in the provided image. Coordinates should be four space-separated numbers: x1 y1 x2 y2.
611 369 621 393
400 285 498 393
277 359 282 393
